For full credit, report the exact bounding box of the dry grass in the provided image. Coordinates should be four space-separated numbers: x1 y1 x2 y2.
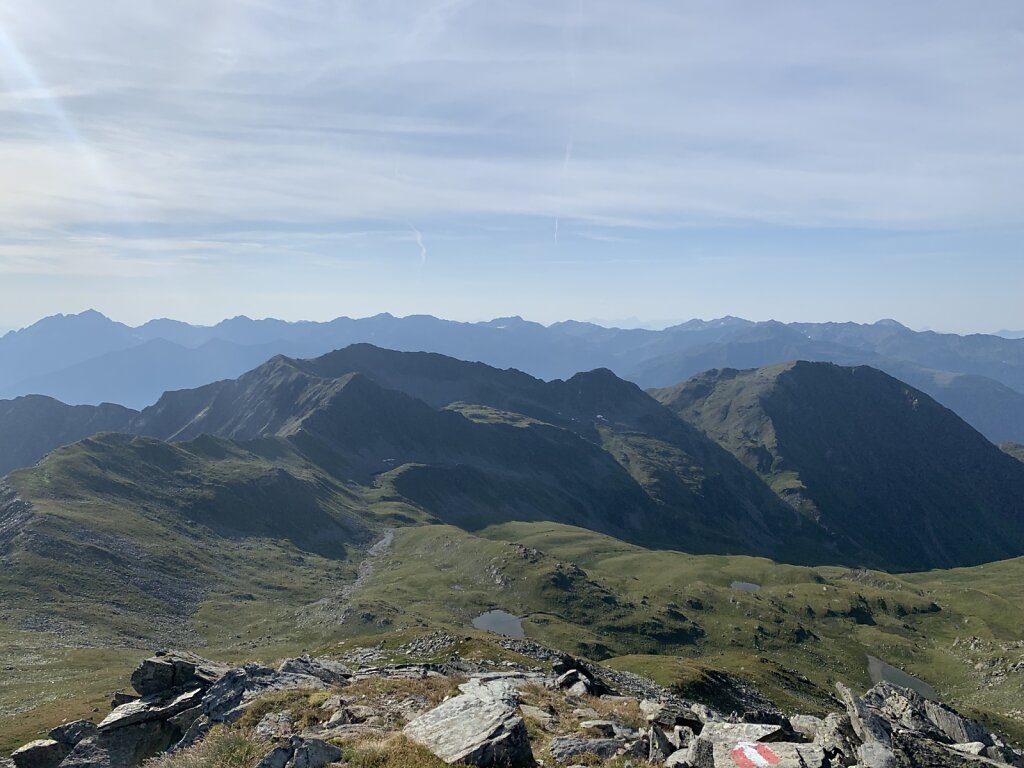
519 683 642 728
340 733 447 768
342 675 463 706
143 727 268 768
586 694 644 729
340 675 463 727
235 688 336 731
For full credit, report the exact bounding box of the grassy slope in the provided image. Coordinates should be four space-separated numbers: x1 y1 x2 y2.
4 514 1024 750
343 522 1024 741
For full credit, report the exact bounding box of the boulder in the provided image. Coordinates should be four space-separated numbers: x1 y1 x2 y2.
862 682 990 746
622 737 649 760
548 737 622 764
555 670 591 697
520 705 556 728
109 694 138 710
276 656 353 687
726 741 824 768
890 731 1007 767
686 738 825 768
54 737 112 768
98 688 203 731
578 720 617 738
648 725 675 763
836 683 895 768
639 699 703 730
789 714 823 741
326 705 374 726
129 651 229 697
669 725 696 750
952 742 989 756
836 683 891 746
48 722 98 748
74 720 180 768
11 740 69 768
857 740 898 768
290 737 343 768
200 663 329 725
698 722 786 743
403 676 532 766
252 737 341 768
255 746 293 768
256 710 295 739
813 712 857 764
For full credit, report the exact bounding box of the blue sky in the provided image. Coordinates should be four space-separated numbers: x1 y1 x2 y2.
0 1 1022 332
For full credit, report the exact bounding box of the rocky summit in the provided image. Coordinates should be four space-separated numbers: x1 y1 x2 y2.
7 640 1022 768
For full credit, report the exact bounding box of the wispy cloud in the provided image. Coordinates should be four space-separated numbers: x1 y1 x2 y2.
0 1 1020 234
0 1 1021 328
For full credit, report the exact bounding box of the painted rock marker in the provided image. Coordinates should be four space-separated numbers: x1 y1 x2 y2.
730 741 781 768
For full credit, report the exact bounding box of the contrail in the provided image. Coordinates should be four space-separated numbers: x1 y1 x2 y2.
409 225 427 266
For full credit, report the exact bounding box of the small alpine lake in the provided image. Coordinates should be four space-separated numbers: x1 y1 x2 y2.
471 609 525 638
730 580 762 593
867 655 938 701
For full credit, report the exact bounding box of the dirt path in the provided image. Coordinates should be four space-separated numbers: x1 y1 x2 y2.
301 528 395 626
340 528 395 602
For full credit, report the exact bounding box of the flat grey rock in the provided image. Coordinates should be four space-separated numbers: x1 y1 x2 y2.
254 746 292 768
11 739 69 768
48 722 98 748
548 737 622 764
290 737 343 768
404 683 532 766
277 656 353 687
201 664 329 724
98 688 203 731
698 721 785 743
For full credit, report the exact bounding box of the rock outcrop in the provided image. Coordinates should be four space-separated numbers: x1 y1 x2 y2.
7 643 1024 768
403 676 533 766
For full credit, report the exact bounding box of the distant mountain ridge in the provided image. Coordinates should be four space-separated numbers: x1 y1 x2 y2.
1 310 1023 443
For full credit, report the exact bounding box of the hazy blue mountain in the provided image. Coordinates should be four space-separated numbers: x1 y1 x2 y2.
2 310 1022 442
0 395 136 475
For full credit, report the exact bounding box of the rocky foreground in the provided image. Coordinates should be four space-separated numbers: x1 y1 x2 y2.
6 639 1023 768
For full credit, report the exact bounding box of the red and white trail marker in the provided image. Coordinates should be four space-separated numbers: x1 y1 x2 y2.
730 741 781 768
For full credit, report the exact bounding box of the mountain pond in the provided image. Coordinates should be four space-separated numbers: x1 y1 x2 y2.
730 580 762 593
472 609 525 638
867 655 938 700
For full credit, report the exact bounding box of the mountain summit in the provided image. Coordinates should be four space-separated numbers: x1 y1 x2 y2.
653 360 1024 570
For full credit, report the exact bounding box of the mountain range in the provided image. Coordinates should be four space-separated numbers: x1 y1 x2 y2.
5 344 1024 751
2 310 1023 444
4 345 1023 580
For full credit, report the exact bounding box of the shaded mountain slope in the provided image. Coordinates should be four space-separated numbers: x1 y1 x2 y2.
0 396 136 476
128 345 827 561
653 361 1024 570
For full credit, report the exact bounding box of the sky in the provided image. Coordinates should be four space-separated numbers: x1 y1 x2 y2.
0 1 1022 333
